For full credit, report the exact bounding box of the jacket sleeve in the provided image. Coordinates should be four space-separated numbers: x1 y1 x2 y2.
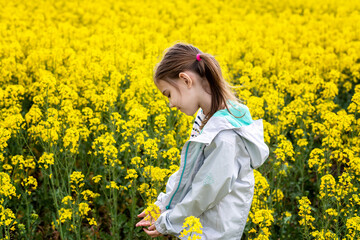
154 131 244 235
154 170 179 212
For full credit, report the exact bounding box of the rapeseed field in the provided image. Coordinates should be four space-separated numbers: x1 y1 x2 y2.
0 0 359 239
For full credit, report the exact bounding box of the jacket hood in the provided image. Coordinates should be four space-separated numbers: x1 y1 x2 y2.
189 100 269 169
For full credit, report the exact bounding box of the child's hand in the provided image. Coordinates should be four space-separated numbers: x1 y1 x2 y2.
136 210 163 237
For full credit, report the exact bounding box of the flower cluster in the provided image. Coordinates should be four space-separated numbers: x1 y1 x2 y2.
143 203 161 224
38 152 55 169
70 171 85 193
298 197 315 230
179 216 203 240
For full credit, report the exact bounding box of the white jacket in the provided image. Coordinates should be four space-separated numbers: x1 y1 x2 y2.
154 101 269 239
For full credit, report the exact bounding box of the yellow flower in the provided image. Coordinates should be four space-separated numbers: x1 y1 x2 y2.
92 175 102 183
2 164 12 171
81 190 100 201
272 189 284 202
0 127 11 151
325 208 338 218
70 171 85 193
138 183 149 194
107 181 119 190
61 196 74 205
0 206 17 228
143 166 167 182
11 155 36 170
298 196 315 230
25 104 43 125
78 202 91 217
274 135 295 162
124 169 138 183
143 203 161 223
161 147 180 164
120 142 130 153
58 208 72 223
21 176 38 195
346 216 360 238
92 132 120 166
311 229 337 239
179 216 203 239
253 209 274 228
130 156 144 167
347 85 360 113
27 115 61 146
251 170 270 211
308 148 327 173
0 173 17 199
284 211 291 218
335 172 357 200
163 132 177 148
63 127 81 154
247 96 265 119
321 81 338 99
297 138 308 148
87 217 97 226
38 152 55 169
106 181 127 191
319 174 336 199
154 114 167 133
143 138 159 159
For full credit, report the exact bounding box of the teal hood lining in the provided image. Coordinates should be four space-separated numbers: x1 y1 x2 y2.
200 100 254 134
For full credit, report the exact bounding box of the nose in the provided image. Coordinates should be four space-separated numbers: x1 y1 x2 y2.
169 102 175 108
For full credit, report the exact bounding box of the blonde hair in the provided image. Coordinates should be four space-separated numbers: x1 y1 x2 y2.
154 42 245 130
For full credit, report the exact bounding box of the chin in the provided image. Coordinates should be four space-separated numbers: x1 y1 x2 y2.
185 109 198 116
180 109 189 116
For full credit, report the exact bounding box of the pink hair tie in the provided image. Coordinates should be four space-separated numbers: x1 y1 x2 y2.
196 53 202 61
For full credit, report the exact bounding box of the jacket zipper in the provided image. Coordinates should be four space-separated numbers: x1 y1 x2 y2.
166 141 191 210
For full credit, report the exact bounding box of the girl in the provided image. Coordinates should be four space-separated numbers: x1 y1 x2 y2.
136 42 269 239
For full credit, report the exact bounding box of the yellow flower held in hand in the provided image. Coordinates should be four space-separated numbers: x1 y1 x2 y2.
144 203 161 223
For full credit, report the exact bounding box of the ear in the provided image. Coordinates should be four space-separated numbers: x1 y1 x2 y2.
179 72 193 88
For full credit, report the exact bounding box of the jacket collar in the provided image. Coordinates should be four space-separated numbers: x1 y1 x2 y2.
188 101 269 169
189 100 254 145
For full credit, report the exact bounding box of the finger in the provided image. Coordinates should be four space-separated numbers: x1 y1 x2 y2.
135 220 150 227
137 211 146 218
136 219 150 226
143 228 151 236
143 228 159 237
137 222 150 227
148 224 155 231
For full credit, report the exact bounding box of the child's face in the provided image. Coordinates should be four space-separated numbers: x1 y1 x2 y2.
155 72 201 116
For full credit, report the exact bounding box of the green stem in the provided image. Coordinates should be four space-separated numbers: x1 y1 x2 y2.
76 185 81 240
111 165 119 239
50 166 65 239
26 192 30 239
336 200 340 237
129 179 137 239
